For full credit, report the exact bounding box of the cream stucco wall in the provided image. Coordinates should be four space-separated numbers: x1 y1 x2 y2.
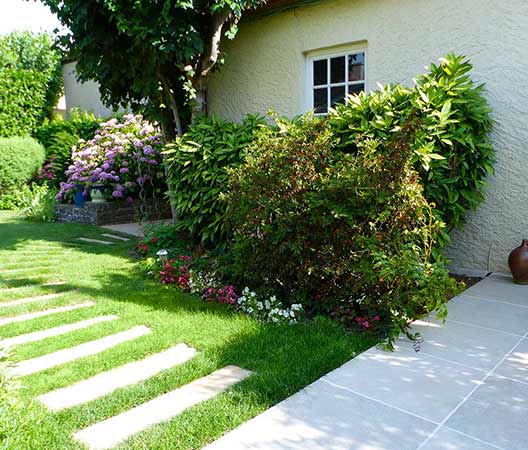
62 62 118 118
209 0 528 274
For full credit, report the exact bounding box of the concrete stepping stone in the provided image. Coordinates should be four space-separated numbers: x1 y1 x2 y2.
0 267 55 274
75 365 252 450
0 315 117 348
40 343 197 411
77 238 114 245
0 301 94 327
0 292 67 309
100 233 130 242
12 325 150 377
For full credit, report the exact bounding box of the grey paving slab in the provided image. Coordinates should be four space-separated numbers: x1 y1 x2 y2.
100 233 130 242
204 274 527 450
445 374 528 450
463 274 528 307
321 347 482 423
419 427 502 450
0 301 94 328
39 343 197 411
75 365 251 450
77 238 114 245
13 325 150 376
494 338 528 384
102 220 170 237
443 294 528 336
205 379 436 450
0 315 117 347
0 292 66 309
396 318 520 372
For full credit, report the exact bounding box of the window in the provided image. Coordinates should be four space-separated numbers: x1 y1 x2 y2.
308 50 365 114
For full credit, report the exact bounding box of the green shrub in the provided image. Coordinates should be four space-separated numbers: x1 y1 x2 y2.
0 137 46 195
18 184 57 222
225 115 458 344
0 32 62 137
329 53 494 236
165 115 266 245
35 110 101 186
35 109 101 146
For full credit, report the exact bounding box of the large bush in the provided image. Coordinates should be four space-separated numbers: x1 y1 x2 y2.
165 115 265 245
57 115 165 202
329 53 494 235
225 116 458 343
0 32 63 137
0 137 46 195
35 110 101 186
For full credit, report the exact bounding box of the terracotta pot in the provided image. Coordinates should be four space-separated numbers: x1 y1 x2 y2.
508 240 528 285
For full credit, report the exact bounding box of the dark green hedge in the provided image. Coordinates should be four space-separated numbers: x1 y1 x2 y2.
0 137 46 194
35 110 101 185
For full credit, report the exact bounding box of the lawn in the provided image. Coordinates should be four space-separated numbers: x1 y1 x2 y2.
0 211 375 450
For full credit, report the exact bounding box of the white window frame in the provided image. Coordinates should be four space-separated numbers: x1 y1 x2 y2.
305 45 367 115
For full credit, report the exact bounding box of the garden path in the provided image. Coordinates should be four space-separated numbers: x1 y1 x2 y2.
0 231 250 450
205 273 528 450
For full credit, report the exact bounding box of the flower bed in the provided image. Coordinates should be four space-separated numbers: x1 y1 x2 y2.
57 114 165 203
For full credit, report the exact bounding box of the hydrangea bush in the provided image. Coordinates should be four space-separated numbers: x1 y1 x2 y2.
57 114 165 202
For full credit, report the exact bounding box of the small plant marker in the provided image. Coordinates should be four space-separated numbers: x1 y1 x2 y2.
0 301 94 327
74 366 252 450
0 315 118 348
12 325 151 377
39 343 197 411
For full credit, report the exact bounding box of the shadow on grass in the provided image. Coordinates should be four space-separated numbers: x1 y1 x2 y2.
0 212 377 447
0 213 135 259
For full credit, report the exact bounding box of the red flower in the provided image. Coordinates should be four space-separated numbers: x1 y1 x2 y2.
150 237 158 244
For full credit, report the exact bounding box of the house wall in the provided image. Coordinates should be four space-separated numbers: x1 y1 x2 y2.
62 62 117 118
208 0 528 274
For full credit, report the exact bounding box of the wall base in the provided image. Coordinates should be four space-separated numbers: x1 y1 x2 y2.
54 200 172 225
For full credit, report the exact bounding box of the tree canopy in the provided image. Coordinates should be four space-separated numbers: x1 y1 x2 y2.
41 0 266 140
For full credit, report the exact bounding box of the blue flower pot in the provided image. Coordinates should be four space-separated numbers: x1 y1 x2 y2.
73 187 86 207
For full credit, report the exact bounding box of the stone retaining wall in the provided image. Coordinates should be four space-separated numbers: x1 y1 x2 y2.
54 200 172 225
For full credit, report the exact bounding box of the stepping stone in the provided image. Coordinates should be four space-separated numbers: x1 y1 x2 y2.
0 292 67 309
40 343 197 411
74 365 252 450
0 315 117 348
77 238 114 245
100 233 130 242
12 325 150 377
0 301 94 327
42 281 67 286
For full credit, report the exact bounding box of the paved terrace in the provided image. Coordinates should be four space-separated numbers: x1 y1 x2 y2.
205 273 528 450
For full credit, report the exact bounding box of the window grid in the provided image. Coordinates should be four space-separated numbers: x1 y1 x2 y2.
310 51 366 115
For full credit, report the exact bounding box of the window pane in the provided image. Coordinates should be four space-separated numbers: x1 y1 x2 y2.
313 88 328 114
348 53 365 82
331 86 346 107
313 59 327 86
348 83 364 97
330 56 345 84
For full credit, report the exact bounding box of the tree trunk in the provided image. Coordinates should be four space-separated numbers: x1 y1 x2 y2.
191 84 207 124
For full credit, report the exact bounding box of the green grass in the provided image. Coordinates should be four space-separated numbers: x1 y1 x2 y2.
0 211 375 450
